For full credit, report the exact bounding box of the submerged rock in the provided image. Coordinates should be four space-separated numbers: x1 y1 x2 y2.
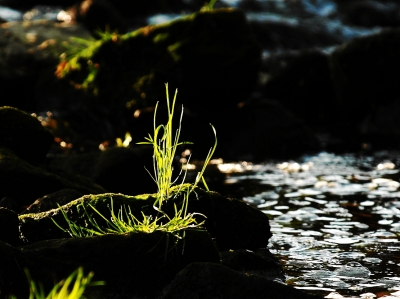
334 261 371 278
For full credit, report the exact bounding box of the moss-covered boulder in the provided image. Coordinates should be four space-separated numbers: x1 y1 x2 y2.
19 192 155 243
1 229 220 298
0 147 105 211
20 186 272 251
0 107 53 164
56 8 261 126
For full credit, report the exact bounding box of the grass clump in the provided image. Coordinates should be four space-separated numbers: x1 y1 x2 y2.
53 83 216 237
11 268 103 299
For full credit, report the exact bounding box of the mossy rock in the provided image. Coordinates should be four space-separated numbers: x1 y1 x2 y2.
57 8 261 124
0 107 53 164
19 185 272 251
19 192 155 243
2 229 220 298
0 147 105 210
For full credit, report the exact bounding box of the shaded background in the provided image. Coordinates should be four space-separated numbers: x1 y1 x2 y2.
1 0 400 162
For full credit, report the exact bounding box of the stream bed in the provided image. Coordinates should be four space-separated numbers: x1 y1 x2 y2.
215 151 400 299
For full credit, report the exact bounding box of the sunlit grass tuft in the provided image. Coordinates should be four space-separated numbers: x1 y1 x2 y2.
53 83 216 238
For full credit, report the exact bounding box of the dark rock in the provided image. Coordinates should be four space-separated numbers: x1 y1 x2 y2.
21 188 83 214
329 27 400 138
262 50 337 130
1 229 220 298
0 147 105 211
0 208 20 245
355 99 400 151
221 248 286 281
49 146 156 196
161 262 322 299
180 187 272 251
0 107 53 164
225 96 320 160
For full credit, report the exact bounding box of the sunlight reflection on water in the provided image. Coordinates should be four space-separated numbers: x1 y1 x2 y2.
221 152 400 298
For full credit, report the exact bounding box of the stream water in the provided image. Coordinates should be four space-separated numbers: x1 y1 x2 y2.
213 151 400 299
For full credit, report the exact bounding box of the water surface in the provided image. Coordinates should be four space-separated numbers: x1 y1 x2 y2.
217 152 400 298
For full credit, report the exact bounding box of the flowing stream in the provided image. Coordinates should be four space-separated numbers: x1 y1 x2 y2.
214 152 400 299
